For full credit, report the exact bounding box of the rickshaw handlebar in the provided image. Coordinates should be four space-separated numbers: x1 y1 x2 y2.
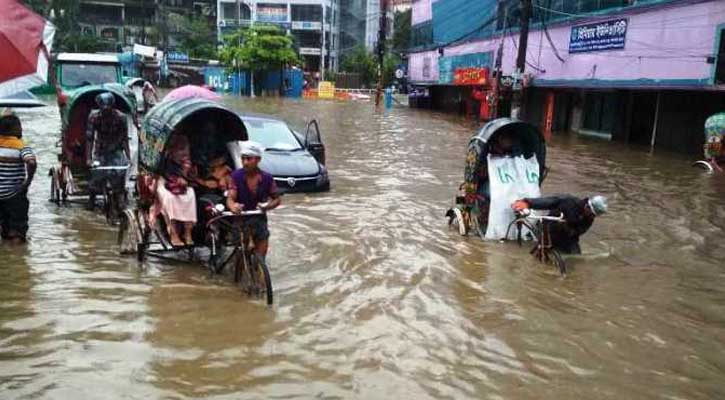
517 210 565 222
220 209 265 217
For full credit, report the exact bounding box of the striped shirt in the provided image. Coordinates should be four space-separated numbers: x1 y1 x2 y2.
0 145 36 200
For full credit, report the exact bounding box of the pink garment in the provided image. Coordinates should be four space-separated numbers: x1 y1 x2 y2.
153 177 197 223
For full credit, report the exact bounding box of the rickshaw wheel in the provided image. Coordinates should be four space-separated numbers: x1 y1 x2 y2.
692 160 715 173
546 250 567 277
118 208 142 255
49 168 61 205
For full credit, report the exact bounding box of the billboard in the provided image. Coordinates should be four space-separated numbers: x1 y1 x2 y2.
569 18 628 54
257 5 287 23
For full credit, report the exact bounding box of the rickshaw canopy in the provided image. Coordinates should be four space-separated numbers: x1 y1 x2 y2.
62 83 137 127
463 118 547 196
470 118 546 167
139 97 247 174
705 112 725 140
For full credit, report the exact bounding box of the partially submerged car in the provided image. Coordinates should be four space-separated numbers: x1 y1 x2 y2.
232 114 329 193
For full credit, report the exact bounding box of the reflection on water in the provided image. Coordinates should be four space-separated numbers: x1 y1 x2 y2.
1 96 724 399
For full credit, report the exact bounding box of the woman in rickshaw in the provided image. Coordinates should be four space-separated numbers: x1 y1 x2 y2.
153 133 197 246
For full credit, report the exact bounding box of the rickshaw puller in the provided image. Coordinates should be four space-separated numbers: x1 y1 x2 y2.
86 92 130 168
512 195 608 254
227 142 281 261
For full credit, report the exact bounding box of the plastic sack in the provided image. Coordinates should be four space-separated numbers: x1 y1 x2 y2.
485 155 541 240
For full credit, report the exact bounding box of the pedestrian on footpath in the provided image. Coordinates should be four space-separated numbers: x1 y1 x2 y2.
0 109 37 244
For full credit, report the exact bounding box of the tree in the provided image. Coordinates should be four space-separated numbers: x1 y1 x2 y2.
219 25 299 97
391 10 411 53
170 13 217 59
340 46 377 87
25 0 110 52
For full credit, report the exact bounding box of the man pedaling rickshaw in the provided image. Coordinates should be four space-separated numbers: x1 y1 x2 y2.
512 194 608 254
85 92 130 209
227 142 281 264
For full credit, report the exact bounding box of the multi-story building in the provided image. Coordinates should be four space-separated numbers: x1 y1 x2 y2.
217 0 340 74
408 0 725 154
77 0 216 50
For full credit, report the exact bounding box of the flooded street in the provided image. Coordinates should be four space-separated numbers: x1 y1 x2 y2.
2 97 725 399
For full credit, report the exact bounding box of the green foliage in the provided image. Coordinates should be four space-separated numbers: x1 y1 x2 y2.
220 25 299 72
24 0 111 52
170 13 217 59
340 46 377 87
391 10 412 53
383 54 401 87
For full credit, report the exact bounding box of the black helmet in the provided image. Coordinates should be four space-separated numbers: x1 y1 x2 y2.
95 92 115 109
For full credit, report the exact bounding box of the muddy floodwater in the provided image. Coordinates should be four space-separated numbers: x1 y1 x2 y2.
2 96 725 399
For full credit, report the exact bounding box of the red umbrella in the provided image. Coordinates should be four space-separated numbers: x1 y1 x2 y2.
164 85 221 102
0 1 55 97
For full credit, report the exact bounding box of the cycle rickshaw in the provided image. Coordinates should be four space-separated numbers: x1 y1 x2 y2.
447 118 547 238
49 83 137 224
693 112 725 172
116 98 274 305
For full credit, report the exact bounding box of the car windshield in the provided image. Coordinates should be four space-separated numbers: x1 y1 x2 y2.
244 119 303 151
61 63 118 87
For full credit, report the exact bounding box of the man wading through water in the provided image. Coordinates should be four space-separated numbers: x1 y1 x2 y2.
227 142 281 264
0 109 37 244
512 195 608 254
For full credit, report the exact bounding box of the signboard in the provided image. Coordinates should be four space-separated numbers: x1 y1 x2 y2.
299 47 322 56
438 52 492 85
133 43 156 58
453 67 489 86
569 18 628 54
167 51 189 64
257 5 287 23
318 81 335 99
499 75 514 88
292 21 322 30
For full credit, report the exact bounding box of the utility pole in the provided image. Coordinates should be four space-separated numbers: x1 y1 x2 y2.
375 0 388 107
511 0 532 119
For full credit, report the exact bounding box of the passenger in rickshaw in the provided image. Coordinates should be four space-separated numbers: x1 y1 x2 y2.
85 93 130 168
227 142 281 261
154 134 197 246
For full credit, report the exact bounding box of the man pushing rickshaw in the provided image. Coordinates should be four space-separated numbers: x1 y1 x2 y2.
448 118 608 276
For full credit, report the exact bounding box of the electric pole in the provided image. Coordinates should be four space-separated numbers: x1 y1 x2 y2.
511 0 532 119
375 0 388 107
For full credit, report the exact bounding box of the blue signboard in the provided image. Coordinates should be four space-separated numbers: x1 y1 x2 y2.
438 52 492 84
569 18 628 54
167 51 189 64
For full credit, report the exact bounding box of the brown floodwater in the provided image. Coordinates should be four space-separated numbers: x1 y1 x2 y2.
2 96 725 399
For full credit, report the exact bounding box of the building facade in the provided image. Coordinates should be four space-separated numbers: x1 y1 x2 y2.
217 0 340 74
77 0 216 50
408 0 725 154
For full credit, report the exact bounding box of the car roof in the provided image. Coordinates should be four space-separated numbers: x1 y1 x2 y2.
57 53 120 63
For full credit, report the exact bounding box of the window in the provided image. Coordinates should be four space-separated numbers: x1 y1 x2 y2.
61 63 118 88
244 120 303 151
716 29 725 84
292 4 322 22
422 57 431 79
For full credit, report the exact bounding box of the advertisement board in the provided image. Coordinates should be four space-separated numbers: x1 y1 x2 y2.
318 81 335 99
569 18 628 53
292 21 322 30
438 52 492 85
453 67 489 86
257 5 288 23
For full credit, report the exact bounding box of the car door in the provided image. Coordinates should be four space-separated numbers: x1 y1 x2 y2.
305 120 326 165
